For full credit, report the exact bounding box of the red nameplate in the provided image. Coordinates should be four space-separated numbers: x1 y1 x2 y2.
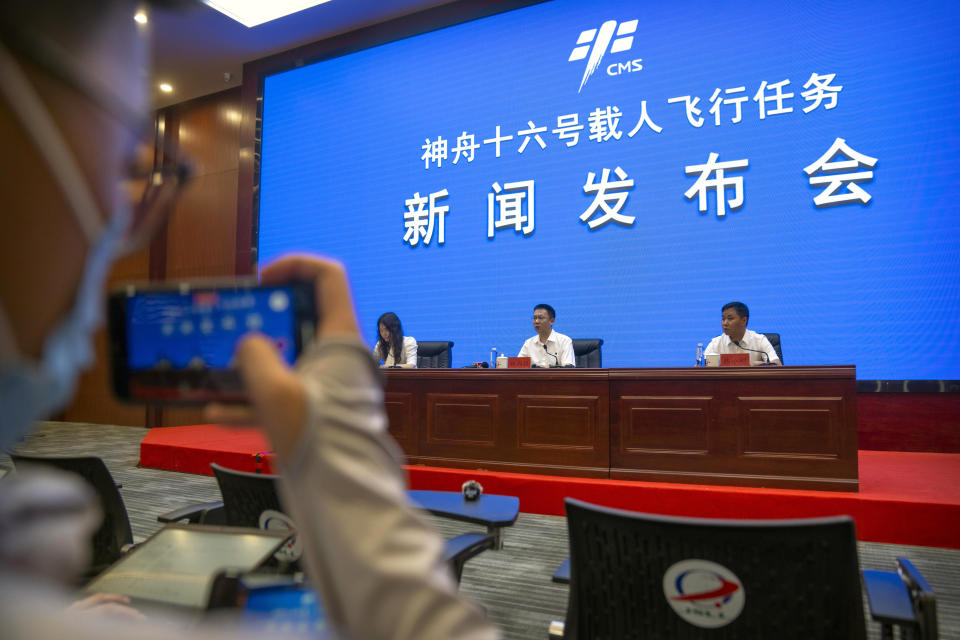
507 357 532 368
720 353 750 366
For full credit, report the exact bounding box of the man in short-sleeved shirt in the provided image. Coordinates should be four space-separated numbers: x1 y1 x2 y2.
704 301 781 365
518 304 575 367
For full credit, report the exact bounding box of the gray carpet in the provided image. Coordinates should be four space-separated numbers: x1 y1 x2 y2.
2 421 957 639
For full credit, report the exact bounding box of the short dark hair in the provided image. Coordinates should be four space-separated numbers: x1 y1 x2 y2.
533 304 556 320
722 301 749 322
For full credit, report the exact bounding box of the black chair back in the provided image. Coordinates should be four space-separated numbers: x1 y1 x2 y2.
210 463 285 527
762 332 783 363
10 454 133 574
563 498 865 639
416 341 454 368
571 339 603 368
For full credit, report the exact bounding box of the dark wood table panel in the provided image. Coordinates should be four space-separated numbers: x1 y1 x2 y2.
385 369 609 477
385 366 858 490
609 367 858 490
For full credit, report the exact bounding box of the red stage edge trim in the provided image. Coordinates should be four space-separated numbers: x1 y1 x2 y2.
403 465 960 550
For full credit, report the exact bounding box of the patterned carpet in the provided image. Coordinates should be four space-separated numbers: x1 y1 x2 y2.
2 421 957 639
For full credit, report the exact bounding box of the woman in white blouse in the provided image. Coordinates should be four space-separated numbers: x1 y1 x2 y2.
373 312 417 368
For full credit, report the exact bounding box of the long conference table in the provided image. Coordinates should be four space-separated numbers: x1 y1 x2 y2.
384 366 858 491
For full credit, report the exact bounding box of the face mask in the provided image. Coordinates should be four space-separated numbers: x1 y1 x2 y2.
0 40 130 448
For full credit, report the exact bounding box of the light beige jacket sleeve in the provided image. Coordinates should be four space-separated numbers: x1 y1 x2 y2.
277 340 499 640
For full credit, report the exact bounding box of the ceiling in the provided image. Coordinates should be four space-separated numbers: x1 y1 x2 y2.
150 0 456 108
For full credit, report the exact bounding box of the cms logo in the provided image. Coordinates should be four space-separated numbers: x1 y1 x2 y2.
569 19 641 92
607 59 643 76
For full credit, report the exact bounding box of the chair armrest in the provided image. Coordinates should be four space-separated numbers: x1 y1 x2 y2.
157 500 224 523
897 557 938 639
443 532 495 584
552 557 571 584
863 569 916 626
897 557 934 594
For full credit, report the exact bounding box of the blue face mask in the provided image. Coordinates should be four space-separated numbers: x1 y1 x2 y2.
0 40 131 448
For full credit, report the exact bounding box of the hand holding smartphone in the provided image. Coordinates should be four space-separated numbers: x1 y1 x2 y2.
108 279 317 404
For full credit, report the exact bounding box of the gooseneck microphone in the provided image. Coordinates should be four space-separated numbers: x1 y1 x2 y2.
733 340 769 363
543 343 560 367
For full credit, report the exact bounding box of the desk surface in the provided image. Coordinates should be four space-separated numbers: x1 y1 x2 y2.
408 490 520 526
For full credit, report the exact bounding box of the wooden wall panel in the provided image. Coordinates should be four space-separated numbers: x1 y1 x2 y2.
163 169 239 279
62 250 151 427
158 89 241 427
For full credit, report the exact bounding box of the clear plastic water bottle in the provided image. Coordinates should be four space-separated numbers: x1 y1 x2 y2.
696 343 704 367
490 347 497 368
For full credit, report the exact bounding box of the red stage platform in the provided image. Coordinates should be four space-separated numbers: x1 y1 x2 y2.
139 424 960 550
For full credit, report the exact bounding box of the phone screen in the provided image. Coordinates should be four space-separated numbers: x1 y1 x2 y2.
242 584 327 634
110 282 315 403
126 287 299 370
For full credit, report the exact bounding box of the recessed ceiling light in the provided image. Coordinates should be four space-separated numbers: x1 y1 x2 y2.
134 11 148 24
159 83 173 93
202 0 332 28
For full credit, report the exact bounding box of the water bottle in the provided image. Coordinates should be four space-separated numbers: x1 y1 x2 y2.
490 347 498 368
696 343 704 367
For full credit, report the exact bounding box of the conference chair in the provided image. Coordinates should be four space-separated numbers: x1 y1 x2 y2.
762 332 783 363
416 340 454 368
159 464 495 584
864 557 938 640
556 498 867 640
9 454 134 578
571 339 603 368
210 462 286 527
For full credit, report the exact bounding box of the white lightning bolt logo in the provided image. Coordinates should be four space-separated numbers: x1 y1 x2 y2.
568 19 638 93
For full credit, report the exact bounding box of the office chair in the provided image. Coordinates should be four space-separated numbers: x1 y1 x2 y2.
559 498 866 640
761 332 783 363
9 454 134 577
571 339 603 368
416 340 454 368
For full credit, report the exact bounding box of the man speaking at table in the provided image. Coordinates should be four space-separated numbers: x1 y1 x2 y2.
705 301 782 365
519 304 575 367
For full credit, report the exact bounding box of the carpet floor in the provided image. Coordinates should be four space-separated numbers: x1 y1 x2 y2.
3 421 958 639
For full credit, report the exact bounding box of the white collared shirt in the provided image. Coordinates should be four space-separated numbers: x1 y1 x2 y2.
705 329 780 365
519 330 575 367
373 335 418 366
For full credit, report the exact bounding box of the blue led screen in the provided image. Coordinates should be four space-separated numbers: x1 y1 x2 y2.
258 0 960 378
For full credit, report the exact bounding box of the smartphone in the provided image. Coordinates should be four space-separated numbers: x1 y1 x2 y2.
207 571 326 633
108 279 316 404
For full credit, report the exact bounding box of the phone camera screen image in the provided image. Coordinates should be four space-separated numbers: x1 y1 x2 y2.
111 283 315 403
127 288 297 370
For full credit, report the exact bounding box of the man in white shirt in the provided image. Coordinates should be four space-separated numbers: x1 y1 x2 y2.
518 304 575 367
704 301 782 365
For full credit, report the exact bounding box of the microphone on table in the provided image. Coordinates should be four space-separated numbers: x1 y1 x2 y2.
462 480 483 501
543 343 560 367
733 340 770 364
